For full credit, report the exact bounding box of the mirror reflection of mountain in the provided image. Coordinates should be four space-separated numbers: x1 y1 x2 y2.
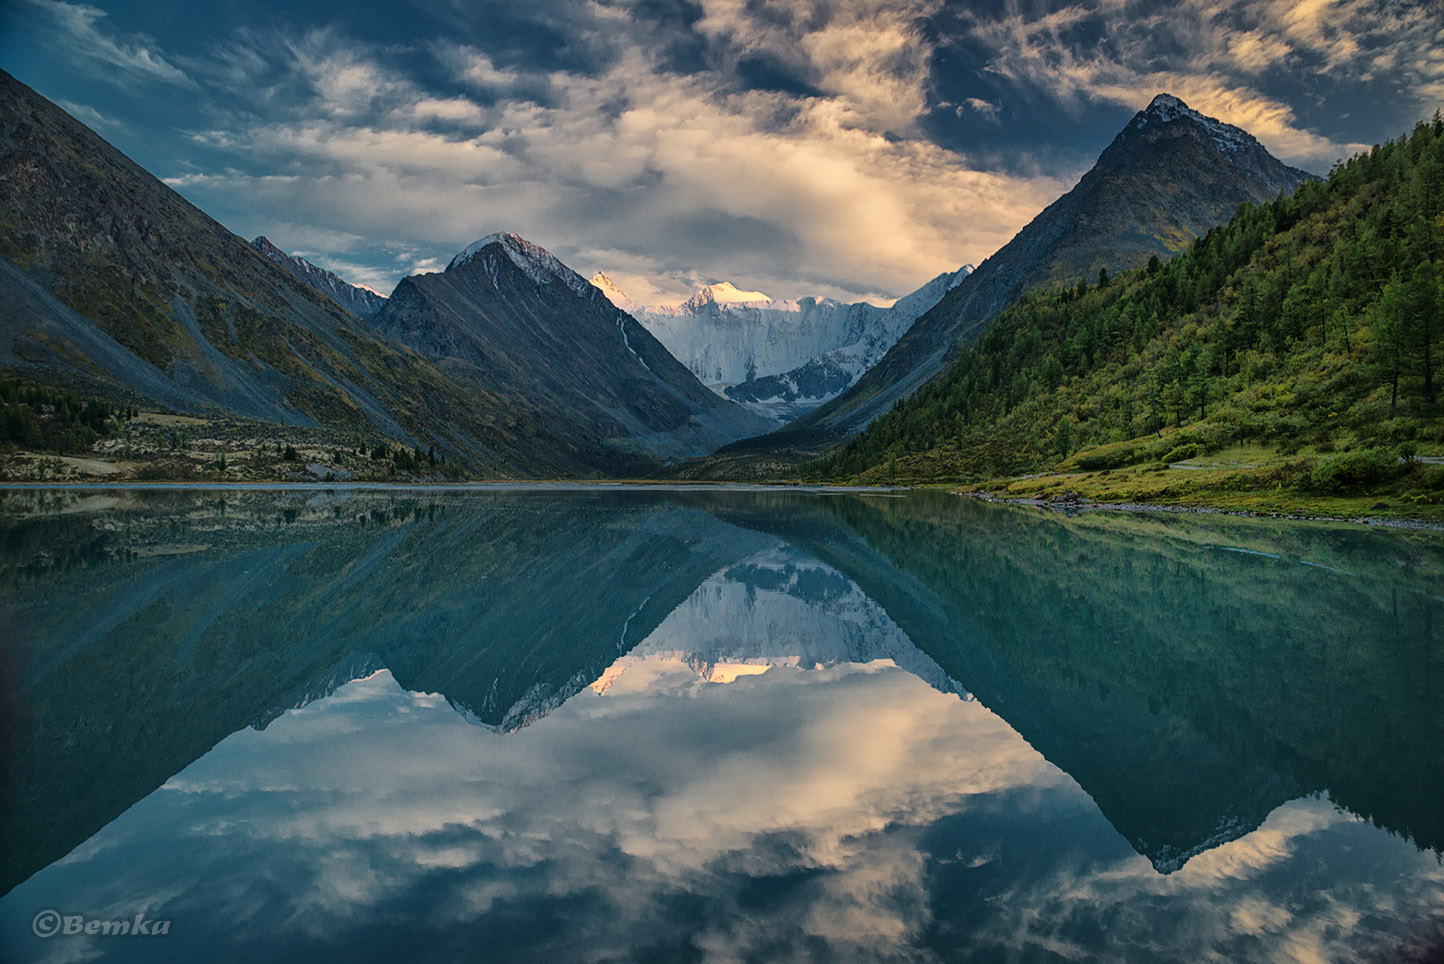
0 490 777 894
592 545 972 701
708 491 1444 870
2 489 1441 898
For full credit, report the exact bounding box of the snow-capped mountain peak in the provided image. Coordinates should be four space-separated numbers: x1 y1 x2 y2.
1136 92 1257 155
608 262 977 422
684 281 772 310
1143 92 1189 119
447 232 591 296
589 272 639 313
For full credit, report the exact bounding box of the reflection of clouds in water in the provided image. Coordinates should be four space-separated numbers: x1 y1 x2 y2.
11 665 1443 963
970 797 1444 962
1180 802 1340 885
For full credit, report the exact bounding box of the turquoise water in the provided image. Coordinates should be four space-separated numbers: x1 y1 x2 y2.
1 488 1441 962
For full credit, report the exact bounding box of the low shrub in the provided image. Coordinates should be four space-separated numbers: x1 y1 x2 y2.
1305 448 1404 493
1072 439 1143 470
1161 443 1201 463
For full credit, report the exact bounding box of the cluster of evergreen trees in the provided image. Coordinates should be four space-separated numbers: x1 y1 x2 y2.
366 441 442 473
812 114 1444 484
0 377 134 453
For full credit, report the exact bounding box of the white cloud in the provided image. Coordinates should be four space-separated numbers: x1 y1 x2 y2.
444 46 523 93
24 0 193 87
173 24 1066 303
410 96 487 125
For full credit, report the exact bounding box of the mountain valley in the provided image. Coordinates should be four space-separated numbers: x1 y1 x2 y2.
1 70 1439 515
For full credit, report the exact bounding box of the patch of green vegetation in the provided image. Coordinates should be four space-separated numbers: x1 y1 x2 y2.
968 453 1444 523
0 390 476 484
809 114 1444 516
0 375 134 453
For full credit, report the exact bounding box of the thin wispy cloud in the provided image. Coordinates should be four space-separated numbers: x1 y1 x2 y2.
22 0 194 88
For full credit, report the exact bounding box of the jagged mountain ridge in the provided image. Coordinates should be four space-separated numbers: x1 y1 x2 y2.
250 236 386 319
722 93 1312 459
597 266 973 422
372 233 773 459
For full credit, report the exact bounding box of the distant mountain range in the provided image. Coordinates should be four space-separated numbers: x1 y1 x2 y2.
250 236 387 320
713 93 1312 467
595 267 972 422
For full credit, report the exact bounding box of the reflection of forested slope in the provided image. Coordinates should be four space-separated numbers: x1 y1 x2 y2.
0 491 773 895
715 491 1444 864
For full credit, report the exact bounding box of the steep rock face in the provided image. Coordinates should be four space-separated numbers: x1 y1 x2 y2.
735 93 1312 454
372 233 773 459
250 236 386 319
597 266 972 422
0 70 597 475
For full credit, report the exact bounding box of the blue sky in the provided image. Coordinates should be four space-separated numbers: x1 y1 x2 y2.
1 0 1440 304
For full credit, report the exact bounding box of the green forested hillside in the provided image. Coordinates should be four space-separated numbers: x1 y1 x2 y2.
812 115 1444 510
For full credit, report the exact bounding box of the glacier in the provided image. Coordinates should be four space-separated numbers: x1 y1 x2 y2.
594 266 973 423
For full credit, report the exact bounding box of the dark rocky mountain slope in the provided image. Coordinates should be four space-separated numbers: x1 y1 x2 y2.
717 93 1311 464
0 70 692 475
373 233 773 459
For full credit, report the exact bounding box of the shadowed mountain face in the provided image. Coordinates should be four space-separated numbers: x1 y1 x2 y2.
372 234 773 460
723 94 1312 460
0 72 623 476
3 489 1440 900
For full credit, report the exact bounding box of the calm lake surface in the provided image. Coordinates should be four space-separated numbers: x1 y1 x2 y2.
1 487 1442 963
